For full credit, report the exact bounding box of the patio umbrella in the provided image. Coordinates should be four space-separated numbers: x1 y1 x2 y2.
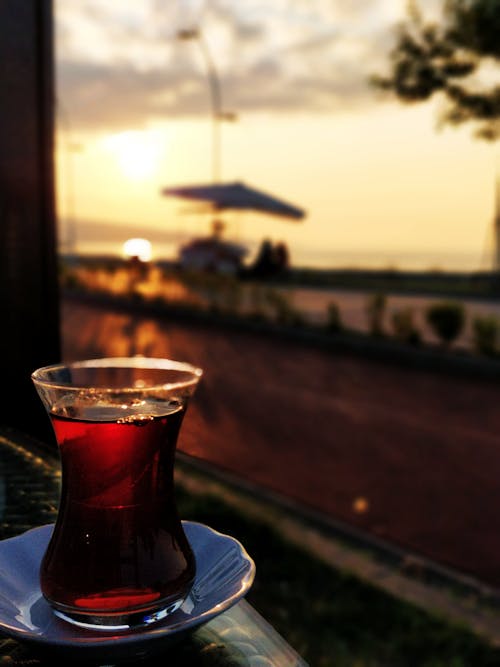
161 180 306 221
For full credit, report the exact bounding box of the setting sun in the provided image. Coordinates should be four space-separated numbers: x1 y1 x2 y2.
103 130 164 181
122 237 153 261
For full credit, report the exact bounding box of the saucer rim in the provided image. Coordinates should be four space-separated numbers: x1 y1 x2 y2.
0 520 255 650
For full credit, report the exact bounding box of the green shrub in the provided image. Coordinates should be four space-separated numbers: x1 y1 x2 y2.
366 292 387 336
472 315 499 356
265 289 305 327
244 283 267 321
325 302 342 332
390 307 421 345
222 277 244 315
425 301 465 347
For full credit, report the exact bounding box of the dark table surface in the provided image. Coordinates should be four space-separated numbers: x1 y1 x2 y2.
0 427 308 666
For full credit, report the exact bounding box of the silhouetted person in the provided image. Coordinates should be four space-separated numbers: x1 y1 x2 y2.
251 238 275 277
273 241 290 273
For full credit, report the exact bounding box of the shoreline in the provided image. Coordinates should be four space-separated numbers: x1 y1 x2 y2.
61 253 500 300
262 266 500 301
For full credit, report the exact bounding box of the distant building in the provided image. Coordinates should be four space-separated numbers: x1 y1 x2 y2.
179 236 248 275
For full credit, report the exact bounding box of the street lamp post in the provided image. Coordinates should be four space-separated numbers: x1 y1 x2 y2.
177 28 236 185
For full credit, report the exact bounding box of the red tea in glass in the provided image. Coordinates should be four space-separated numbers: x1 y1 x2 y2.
31 357 202 631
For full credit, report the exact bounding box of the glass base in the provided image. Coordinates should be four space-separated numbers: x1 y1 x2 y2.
49 597 186 632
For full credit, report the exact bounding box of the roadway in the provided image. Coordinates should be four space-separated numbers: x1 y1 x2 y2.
61 295 500 590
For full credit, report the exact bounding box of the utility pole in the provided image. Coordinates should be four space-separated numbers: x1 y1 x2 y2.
177 28 237 186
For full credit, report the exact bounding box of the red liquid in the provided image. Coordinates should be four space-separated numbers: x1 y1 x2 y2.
41 407 195 618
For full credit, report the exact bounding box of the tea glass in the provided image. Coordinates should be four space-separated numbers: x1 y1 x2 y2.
31 356 202 631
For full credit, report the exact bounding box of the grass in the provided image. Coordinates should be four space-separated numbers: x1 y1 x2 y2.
175 483 500 667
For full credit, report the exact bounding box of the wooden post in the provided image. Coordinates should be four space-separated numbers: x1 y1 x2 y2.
0 1 60 444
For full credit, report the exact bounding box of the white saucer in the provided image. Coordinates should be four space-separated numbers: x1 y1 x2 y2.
0 521 255 662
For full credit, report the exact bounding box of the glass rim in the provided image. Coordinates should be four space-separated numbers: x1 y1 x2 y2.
31 356 203 392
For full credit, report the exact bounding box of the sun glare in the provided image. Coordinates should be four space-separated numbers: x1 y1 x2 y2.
122 238 153 262
104 131 163 181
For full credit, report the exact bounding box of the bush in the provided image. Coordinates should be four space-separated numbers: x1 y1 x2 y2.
245 282 268 321
366 292 387 336
265 289 305 327
472 315 499 356
425 301 465 347
325 302 342 333
390 307 421 345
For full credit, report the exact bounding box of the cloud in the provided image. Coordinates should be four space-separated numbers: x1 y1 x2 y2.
54 0 407 131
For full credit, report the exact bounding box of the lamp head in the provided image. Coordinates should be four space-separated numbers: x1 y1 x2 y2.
177 28 200 40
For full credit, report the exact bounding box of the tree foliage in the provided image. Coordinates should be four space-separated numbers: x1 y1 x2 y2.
372 0 500 140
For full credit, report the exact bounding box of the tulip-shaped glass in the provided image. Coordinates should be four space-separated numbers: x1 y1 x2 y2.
31 356 203 631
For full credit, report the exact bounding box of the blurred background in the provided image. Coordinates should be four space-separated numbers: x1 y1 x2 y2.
54 0 499 272
54 0 500 606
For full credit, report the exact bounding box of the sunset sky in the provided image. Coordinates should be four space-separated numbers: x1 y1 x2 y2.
54 0 500 271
